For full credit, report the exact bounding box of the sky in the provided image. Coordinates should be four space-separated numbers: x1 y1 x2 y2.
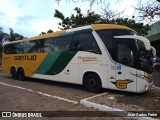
0 0 139 38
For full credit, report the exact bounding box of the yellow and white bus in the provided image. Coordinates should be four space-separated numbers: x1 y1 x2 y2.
2 24 156 93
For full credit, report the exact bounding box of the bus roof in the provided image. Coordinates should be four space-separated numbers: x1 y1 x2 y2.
5 24 130 45
92 24 129 30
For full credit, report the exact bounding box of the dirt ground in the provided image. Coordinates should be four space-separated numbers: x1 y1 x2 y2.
87 88 160 120
89 88 160 111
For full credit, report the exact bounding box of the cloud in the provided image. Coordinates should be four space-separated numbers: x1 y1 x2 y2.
17 15 38 21
0 12 5 16
16 15 40 26
114 0 137 17
0 0 58 37
31 18 61 34
0 0 142 38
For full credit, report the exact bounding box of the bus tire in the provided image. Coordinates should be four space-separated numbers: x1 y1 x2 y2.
17 68 25 81
84 73 102 93
11 67 17 79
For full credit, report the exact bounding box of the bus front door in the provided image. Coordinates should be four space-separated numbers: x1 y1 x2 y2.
115 40 137 92
115 65 137 92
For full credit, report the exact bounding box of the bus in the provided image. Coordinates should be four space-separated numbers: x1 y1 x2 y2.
2 24 156 93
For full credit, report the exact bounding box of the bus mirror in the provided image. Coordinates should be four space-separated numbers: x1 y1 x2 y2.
151 46 156 57
114 35 151 51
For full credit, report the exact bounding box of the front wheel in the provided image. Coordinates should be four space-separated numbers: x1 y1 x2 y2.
17 68 25 80
84 73 102 93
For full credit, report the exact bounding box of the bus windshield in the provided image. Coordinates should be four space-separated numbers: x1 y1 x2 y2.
96 29 153 73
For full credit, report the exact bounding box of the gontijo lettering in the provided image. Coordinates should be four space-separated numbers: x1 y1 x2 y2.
14 55 36 61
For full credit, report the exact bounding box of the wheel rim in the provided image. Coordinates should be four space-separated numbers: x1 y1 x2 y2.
88 78 96 88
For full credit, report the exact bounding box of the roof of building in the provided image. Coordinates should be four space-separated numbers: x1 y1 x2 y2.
147 21 160 42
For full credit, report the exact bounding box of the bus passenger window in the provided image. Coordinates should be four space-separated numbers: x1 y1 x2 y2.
14 43 24 54
54 36 72 52
73 32 100 54
43 38 54 52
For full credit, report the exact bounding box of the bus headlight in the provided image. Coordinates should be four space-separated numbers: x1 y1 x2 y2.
143 76 152 83
144 73 153 83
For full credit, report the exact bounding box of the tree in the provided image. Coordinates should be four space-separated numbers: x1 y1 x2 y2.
39 30 54 35
39 32 46 35
54 7 150 36
99 3 124 20
0 27 6 45
111 18 150 36
47 29 54 33
55 0 103 6
0 27 6 53
4 28 24 42
54 7 102 29
135 0 160 21
55 0 160 21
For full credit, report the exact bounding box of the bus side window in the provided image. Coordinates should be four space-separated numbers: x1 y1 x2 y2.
96 30 114 58
4 45 9 54
10 44 16 54
72 32 101 54
54 35 72 52
14 43 24 54
23 41 37 53
26 40 43 53
43 38 54 52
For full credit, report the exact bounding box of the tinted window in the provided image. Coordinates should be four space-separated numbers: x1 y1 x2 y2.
54 35 72 52
96 29 136 60
24 40 42 53
43 38 54 52
4 45 11 54
23 41 35 53
4 44 22 54
114 29 136 36
14 43 24 54
24 39 54 53
72 32 100 54
96 30 114 57
117 42 135 67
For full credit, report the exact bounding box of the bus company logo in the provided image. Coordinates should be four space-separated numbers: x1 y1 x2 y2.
14 55 37 61
111 79 133 89
78 56 98 62
2 112 11 117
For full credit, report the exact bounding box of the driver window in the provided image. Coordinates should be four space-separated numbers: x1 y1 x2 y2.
117 43 135 67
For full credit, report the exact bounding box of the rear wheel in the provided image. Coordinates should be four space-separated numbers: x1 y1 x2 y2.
84 73 102 93
17 68 25 80
11 67 17 79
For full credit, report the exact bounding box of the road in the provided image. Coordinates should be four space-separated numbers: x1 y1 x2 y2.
153 72 160 87
0 70 159 119
0 72 131 120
